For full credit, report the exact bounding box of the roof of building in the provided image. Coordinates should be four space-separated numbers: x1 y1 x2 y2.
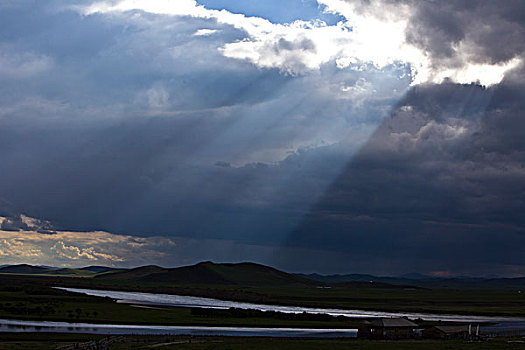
368 318 418 328
430 325 471 334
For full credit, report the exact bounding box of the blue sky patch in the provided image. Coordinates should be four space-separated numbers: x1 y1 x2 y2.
196 0 345 25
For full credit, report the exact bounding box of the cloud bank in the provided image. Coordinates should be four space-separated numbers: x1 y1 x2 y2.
0 0 523 275
0 216 175 267
83 0 521 85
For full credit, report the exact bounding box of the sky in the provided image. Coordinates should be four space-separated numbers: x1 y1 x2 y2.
0 0 523 277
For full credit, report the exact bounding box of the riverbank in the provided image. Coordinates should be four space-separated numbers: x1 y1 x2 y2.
2 282 524 329
59 287 524 325
0 272 523 318
2 286 525 335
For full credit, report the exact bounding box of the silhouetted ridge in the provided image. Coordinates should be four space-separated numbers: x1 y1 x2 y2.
97 261 320 286
0 264 50 274
96 265 165 280
78 266 121 273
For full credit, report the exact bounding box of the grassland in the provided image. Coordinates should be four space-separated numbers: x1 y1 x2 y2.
0 271 524 318
0 285 363 328
0 334 524 350
0 265 523 349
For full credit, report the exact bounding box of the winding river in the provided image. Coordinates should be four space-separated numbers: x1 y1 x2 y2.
1 287 523 336
58 287 523 324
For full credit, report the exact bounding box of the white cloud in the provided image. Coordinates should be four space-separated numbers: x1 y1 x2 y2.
318 0 522 86
428 57 522 87
51 241 123 261
83 0 207 17
0 239 42 258
193 28 217 36
80 0 520 85
0 217 176 267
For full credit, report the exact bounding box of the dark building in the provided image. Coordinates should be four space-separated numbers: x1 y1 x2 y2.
422 325 473 339
358 317 419 339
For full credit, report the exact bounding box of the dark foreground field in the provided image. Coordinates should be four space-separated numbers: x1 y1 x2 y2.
0 262 524 349
0 334 524 350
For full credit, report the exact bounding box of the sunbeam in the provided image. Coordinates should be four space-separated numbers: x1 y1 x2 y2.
0 0 523 276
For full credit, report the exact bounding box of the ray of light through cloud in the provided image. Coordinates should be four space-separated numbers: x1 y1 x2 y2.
0 0 523 275
72 0 415 254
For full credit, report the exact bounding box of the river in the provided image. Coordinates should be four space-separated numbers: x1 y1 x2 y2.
0 319 357 337
1 287 523 336
58 287 523 324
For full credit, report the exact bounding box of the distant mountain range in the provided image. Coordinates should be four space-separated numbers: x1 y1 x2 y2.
295 272 525 289
0 264 122 277
0 262 318 286
0 262 523 289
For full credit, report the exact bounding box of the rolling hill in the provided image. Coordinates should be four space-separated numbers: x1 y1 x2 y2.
96 261 321 286
0 264 51 274
0 265 97 277
78 266 124 274
94 265 166 280
296 273 525 290
1 262 522 289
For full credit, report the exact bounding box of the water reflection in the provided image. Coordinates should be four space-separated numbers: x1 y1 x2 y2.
58 287 524 324
0 319 357 337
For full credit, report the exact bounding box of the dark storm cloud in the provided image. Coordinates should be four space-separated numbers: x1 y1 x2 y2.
0 1 404 246
0 118 349 242
284 67 525 275
405 0 525 65
266 0 525 275
344 0 525 70
1 0 523 275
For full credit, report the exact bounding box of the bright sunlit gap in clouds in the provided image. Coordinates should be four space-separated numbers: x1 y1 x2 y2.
82 0 520 86
76 0 523 271
0 0 523 275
